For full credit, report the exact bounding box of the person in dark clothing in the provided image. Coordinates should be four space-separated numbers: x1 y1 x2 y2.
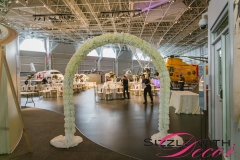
122 75 130 99
42 78 48 84
179 75 185 91
142 75 153 104
24 80 28 85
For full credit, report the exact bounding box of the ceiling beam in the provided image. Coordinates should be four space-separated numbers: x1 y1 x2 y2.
62 0 89 31
102 0 117 32
82 0 104 33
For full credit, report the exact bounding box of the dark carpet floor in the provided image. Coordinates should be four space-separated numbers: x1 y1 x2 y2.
0 89 222 160
0 108 136 160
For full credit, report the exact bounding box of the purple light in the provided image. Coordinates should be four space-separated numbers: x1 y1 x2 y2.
151 79 160 88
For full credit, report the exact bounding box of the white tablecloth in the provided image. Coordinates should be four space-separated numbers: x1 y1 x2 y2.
170 91 201 114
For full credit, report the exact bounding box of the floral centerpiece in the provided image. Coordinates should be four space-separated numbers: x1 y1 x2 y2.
27 75 33 80
110 71 116 78
52 75 58 79
74 74 80 83
74 74 89 82
58 77 63 83
143 65 151 79
105 71 116 82
144 65 150 73
79 74 89 82
132 75 139 82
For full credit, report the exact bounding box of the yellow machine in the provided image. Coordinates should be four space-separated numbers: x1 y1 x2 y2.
166 57 199 83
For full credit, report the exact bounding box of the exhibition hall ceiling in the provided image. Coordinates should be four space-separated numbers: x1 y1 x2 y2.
1 0 208 56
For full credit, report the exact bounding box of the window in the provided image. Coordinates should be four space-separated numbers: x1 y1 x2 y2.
20 39 46 52
213 12 228 38
87 50 98 56
102 48 115 58
169 67 174 72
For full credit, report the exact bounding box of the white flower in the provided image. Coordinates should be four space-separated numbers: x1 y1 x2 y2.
61 32 171 145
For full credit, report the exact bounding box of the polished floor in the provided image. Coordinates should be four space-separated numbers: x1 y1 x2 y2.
21 89 221 160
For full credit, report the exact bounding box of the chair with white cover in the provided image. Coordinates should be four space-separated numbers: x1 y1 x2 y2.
133 85 140 96
43 86 51 98
21 85 28 92
33 85 41 96
129 85 134 96
97 85 104 100
105 88 113 100
58 86 63 97
116 87 123 99
94 85 98 97
50 86 58 98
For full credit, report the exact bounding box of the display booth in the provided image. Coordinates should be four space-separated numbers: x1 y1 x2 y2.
0 25 32 154
87 74 101 84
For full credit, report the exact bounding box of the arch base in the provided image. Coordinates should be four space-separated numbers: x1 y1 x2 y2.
50 135 83 148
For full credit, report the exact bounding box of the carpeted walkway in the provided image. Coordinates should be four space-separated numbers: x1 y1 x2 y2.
0 108 136 160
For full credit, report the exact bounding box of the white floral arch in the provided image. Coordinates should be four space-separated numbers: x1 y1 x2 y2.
50 33 181 148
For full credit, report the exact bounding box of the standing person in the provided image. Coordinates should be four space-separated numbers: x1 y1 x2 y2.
142 75 153 104
42 78 48 84
122 75 130 99
179 75 185 91
24 79 29 85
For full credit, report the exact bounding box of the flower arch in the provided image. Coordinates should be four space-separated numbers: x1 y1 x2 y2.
50 33 178 148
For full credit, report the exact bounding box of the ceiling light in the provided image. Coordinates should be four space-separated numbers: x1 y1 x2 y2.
15 0 18 3
25 0 28 3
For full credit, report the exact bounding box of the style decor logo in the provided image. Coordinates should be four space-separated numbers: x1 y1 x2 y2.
144 132 235 158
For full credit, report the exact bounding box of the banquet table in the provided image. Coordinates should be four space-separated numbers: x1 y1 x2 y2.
169 91 201 114
100 82 123 100
20 92 36 107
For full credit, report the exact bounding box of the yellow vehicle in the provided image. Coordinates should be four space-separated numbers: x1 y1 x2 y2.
166 57 199 83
